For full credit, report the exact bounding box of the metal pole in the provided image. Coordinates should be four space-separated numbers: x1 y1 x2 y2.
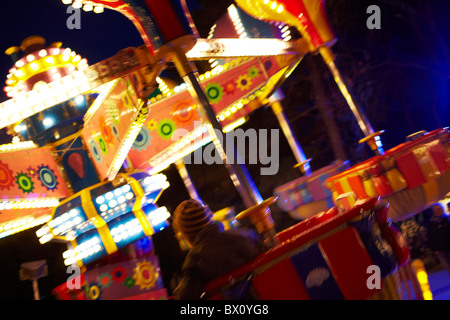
320 47 384 156
175 158 202 201
269 90 312 176
32 279 40 300
168 46 262 208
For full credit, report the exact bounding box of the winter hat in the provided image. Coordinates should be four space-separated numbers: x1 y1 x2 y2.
173 199 214 246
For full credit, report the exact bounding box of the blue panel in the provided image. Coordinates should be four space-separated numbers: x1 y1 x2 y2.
290 243 345 300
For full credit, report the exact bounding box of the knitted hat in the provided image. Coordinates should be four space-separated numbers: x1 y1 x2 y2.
173 199 214 246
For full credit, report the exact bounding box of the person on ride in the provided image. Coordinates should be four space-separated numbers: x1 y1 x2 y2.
172 199 266 299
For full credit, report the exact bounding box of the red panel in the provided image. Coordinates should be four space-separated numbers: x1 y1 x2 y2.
367 165 393 196
318 227 376 300
144 0 188 42
347 174 368 199
394 151 427 189
252 258 310 300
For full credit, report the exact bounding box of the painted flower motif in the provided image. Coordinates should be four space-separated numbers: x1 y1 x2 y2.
124 276 135 289
132 127 152 152
15 172 34 194
97 136 108 155
146 119 158 132
204 82 224 104
171 100 198 127
248 66 260 79
236 74 252 91
0 160 15 191
26 166 38 178
223 81 236 95
98 272 112 288
157 119 177 140
87 282 102 300
111 266 127 283
89 140 102 162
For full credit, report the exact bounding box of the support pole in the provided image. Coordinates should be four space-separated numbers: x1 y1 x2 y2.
320 47 384 156
32 279 40 300
175 158 202 201
164 43 262 208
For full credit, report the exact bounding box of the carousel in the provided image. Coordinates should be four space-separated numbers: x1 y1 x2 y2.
0 0 448 300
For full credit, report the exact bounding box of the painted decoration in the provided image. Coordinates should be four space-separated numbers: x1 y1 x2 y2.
84 256 167 300
0 146 70 199
127 55 298 172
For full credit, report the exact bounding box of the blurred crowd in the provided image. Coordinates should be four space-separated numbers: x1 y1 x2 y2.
396 202 450 274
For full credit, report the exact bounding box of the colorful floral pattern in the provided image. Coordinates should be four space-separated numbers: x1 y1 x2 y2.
171 100 198 127
111 266 127 283
248 66 260 79
15 172 34 194
205 82 224 104
37 165 58 191
132 127 152 151
236 74 252 91
0 160 15 191
157 119 177 140
132 260 158 290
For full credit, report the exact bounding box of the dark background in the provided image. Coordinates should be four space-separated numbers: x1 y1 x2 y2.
0 0 448 299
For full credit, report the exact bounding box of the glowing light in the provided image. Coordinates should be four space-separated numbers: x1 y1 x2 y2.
72 1 82 9
94 5 104 13
29 62 40 71
14 69 24 78
15 60 25 68
45 56 55 64
38 49 47 57
83 3 93 11
43 117 54 127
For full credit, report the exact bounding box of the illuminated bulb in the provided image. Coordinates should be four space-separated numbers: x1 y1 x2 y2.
26 55 35 62
277 4 284 13
14 69 24 78
73 55 81 63
62 0 72 4
43 118 53 127
72 1 82 9
38 49 47 57
105 192 113 200
15 60 25 68
83 3 93 11
29 62 39 71
125 192 134 200
62 54 70 62
45 56 55 64
73 216 82 225
121 184 131 193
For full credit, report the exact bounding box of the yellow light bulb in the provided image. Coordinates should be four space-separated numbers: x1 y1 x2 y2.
45 56 55 64
15 69 24 78
29 62 40 71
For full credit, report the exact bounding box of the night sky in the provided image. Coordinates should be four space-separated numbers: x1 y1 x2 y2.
0 0 448 300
